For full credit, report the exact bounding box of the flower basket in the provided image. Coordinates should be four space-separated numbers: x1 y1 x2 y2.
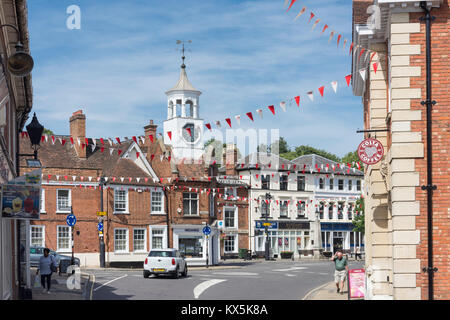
280 251 293 259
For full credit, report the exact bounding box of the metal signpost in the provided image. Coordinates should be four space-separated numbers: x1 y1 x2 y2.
66 208 76 265
202 225 211 268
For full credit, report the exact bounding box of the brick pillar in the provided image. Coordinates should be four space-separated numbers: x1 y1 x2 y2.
70 110 86 159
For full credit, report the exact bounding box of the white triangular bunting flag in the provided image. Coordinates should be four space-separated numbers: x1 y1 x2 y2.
56 175 60 180
77 137 80 146
120 177 124 182
331 81 338 93
160 155 164 162
72 176 76 181
110 149 114 156
256 109 263 119
235 115 241 125
279 101 286 112
88 176 92 182
359 68 367 81
307 91 314 102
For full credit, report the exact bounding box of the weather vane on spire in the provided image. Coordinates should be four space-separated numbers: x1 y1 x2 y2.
176 40 192 68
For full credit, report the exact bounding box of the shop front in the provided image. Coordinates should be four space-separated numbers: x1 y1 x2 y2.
321 222 364 255
254 221 311 259
171 225 219 266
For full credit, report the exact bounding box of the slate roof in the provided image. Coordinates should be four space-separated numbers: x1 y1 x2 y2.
165 66 200 94
291 154 364 176
235 152 297 171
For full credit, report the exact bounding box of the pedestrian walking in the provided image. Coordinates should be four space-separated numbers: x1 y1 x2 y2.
355 246 360 261
330 250 348 295
36 248 57 294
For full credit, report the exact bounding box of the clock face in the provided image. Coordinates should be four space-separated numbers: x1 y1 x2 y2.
182 123 199 143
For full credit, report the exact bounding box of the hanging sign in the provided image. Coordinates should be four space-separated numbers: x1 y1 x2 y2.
357 138 384 165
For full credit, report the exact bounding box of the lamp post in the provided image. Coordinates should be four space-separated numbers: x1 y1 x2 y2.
264 193 272 261
0 24 34 77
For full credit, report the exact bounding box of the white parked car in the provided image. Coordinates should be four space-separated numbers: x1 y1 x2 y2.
143 248 188 279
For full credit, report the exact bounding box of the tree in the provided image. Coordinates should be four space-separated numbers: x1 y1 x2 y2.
43 128 54 135
270 137 290 155
352 197 365 233
342 150 364 170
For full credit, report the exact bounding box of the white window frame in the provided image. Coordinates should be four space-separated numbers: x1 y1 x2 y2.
318 178 324 190
56 189 71 213
150 189 164 214
279 200 289 218
183 192 199 216
224 187 237 199
57 225 72 253
149 226 168 250
356 180 361 191
348 179 353 191
329 178 334 190
30 225 45 247
133 228 147 253
224 234 238 253
224 206 238 229
114 188 129 214
114 228 129 253
338 179 344 191
40 189 46 213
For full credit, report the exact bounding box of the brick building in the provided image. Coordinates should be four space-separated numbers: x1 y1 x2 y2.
0 0 33 300
352 0 449 299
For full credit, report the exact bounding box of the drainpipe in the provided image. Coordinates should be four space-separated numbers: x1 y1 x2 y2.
419 1 437 301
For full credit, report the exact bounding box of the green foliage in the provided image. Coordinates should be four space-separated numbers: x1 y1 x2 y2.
270 137 290 154
43 128 54 135
352 197 365 233
342 150 364 170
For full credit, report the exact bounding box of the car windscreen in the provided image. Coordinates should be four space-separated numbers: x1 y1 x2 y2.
148 251 174 257
30 248 43 254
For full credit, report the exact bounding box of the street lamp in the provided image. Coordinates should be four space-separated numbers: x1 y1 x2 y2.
0 24 34 77
264 193 272 261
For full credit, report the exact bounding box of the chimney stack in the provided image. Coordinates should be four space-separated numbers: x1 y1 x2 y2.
224 144 238 176
70 110 87 158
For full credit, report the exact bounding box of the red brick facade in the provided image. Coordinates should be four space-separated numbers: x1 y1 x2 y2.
409 2 450 300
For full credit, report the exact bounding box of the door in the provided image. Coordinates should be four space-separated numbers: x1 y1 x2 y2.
333 237 343 253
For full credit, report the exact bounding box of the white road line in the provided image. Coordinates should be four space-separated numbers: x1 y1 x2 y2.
285 274 296 277
193 279 226 299
273 267 308 272
93 274 128 291
212 272 259 276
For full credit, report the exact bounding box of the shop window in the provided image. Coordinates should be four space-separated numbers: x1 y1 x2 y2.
183 192 198 215
179 237 202 258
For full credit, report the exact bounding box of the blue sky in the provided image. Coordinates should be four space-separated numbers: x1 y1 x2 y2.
27 0 363 158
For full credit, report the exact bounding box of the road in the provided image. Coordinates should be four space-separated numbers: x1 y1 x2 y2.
86 260 364 300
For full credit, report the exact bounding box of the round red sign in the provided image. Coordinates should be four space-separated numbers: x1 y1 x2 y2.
357 138 384 165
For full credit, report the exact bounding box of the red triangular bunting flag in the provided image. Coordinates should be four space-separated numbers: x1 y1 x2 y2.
100 147 104 153
318 86 325 97
225 118 232 128
246 112 254 121
205 123 212 131
186 127 192 136
268 105 275 115
345 74 352 87
294 96 300 107
308 12 315 23
321 24 328 34
132 136 137 144
286 0 297 12
167 131 172 140
373 62 378 74
116 137 121 144
149 134 154 143
118 149 122 156
61 139 66 146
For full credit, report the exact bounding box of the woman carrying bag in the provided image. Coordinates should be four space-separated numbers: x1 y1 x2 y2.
36 248 57 294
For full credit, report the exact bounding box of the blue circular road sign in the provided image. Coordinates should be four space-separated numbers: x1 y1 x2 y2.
66 214 76 227
202 226 211 235
97 222 103 232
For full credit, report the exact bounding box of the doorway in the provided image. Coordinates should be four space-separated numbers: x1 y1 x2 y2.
333 237 343 254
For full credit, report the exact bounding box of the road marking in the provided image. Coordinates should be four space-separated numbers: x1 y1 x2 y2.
193 279 226 299
93 274 128 291
212 272 259 276
273 267 307 272
285 274 296 277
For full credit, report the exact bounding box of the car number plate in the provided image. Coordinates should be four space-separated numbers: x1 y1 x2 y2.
153 268 166 272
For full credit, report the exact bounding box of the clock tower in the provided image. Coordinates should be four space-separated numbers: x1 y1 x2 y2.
163 53 204 160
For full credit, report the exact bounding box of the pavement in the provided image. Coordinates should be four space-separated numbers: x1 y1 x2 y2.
31 268 92 300
303 281 349 300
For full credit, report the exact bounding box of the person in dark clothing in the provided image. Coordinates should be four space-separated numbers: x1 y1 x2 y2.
36 248 56 294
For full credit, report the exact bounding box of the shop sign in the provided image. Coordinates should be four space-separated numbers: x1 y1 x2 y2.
348 269 365 299
278 221 310 230
357 138 384 165
255 221 278 230
1 169 41 220
320 223 354 231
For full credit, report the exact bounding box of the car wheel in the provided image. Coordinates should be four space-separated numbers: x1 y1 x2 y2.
182 265 188 277
143 270 150 278
173 267 179 279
